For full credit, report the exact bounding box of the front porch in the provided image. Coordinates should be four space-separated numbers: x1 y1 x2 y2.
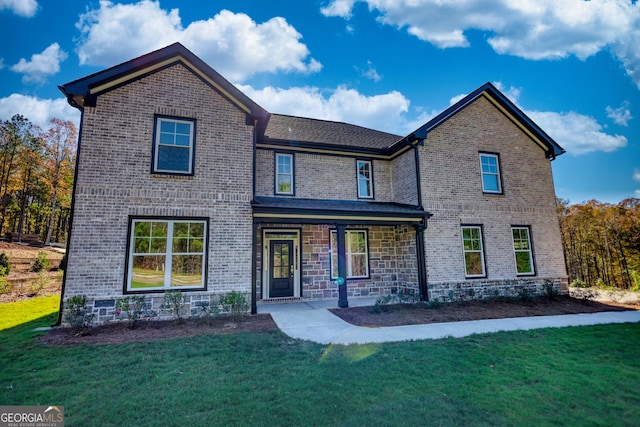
250 197 432 313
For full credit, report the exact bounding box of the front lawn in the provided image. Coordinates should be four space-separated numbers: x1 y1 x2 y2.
1 297 638 426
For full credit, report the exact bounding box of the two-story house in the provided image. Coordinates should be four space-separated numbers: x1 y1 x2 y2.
58 43 567 324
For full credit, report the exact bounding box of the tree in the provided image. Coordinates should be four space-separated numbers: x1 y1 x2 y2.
42 119 76 245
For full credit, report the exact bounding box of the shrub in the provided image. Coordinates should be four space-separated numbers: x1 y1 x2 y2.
29 271 49 296
161 290 187 322
0 252 10 275
0 272 11 295
570 278 588 288
115 296 147 329
58 253 67 271
543 280 558 301
30 251 50 272
64 295 94 334
220 291 249 317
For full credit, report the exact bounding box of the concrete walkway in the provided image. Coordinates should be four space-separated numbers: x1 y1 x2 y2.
257 298 640 345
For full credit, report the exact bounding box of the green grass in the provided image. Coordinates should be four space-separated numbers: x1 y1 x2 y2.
1 297 639 426
0 294 60 330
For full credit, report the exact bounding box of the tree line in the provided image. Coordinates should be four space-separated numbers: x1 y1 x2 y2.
0 114 76 245
558 198 640 290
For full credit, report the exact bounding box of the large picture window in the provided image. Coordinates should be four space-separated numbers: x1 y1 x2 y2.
461 225 486 277
126 218 207 291
153 117 195 174
512 226 535 275
479 153 502 193
330 229 369 279
275 153 294 195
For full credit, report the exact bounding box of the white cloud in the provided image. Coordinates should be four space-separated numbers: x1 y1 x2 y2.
0 0 38 17
320 0 357 19
529 110 627 155
359 61 382 82
76 0 321 82
633 169 640 183
237 84 426 135
0 94 80 130
635 189 640 198
321 0 640 88
10 43 67 84
606 102 632 126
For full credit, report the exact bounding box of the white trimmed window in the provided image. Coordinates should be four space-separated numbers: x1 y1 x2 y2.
330 229 369 279
127 219 207 291
275 153 294 195
479 153 501 193
512 227 535 275
153 117 195 174
461 226 486 277
357 160 373 198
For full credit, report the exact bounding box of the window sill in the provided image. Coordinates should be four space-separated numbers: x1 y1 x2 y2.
151 173 195 180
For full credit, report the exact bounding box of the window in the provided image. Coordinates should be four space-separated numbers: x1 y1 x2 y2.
153 117 195 174
126 218 207 291
512 227 535 275
275 153 294 195
461 226 485 277
479 153 502 193
330 229 369 279
356 160 373 199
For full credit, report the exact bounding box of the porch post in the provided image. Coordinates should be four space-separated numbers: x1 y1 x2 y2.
336 224 349 308
250 222 258 314
414 220 429 301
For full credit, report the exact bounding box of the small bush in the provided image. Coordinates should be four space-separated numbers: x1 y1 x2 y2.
58 253 67 271
161 290 187 322
570 278 588 288
543 280 558 301
195 302 222 325
29 271 49 296
64 295 94 334
115 296 147 329
30 251 50 272
0 253 10 275
220 291 249 317
0 272 11 295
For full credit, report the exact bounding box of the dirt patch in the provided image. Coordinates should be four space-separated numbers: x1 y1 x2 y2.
330 295 640 327
39 314 278 346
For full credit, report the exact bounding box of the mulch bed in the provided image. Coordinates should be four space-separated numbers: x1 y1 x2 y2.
330 295 640 327
39 314 278 346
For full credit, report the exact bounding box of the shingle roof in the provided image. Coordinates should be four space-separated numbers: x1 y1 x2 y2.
263 114 402 150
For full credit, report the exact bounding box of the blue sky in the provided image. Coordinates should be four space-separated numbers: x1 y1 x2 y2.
1 0 639 204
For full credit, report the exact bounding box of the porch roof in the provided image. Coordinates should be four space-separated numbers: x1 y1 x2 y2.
251 197 431 225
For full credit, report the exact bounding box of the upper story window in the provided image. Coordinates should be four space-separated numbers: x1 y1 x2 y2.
126 218 207 292
461 225 486 278
512 226 535 275
356 160 373 199
275 153 294 195
479 153 502 194
153 117 195 175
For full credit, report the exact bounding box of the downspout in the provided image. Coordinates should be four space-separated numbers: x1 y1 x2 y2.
53 108 84 326
252 119 257 198
411 141 424 210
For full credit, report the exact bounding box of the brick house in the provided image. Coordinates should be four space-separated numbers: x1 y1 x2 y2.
58 43 567 323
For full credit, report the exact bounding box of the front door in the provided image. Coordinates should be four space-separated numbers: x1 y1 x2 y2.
269 240 294 298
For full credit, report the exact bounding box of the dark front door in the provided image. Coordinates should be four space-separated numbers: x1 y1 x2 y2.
269 240 294 298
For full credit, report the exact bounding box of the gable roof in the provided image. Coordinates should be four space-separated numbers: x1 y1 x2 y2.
393 82 565 159
59 42 270 130
263 114 401 150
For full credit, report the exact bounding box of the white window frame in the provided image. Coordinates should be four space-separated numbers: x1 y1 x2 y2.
356 160 373 199
153 117 195 174
275 153 294 195
330 229 370 279
512 226 535 275
461 225 486 278
479 153 502 194
126 218 207 292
